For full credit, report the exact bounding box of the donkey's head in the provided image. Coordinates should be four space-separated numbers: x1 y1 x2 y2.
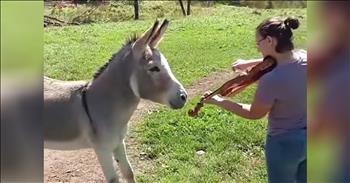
129 20 187 109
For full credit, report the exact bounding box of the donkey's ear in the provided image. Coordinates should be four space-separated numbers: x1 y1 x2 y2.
150 19 169 48
133 20 160 51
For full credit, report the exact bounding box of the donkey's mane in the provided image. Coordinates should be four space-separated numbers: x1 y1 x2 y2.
92 34 140 80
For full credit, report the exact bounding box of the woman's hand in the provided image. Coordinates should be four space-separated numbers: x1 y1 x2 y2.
201 91 224 105
232 58 263 73
232 59 248 72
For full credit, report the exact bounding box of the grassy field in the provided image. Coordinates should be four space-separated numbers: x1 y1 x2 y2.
45 1 306 24
44 4 307 183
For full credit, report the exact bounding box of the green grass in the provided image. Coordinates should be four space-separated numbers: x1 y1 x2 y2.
45 1 306 25
137 97 268 183
44 5 307 182
45 5 306 86
45 1 228 24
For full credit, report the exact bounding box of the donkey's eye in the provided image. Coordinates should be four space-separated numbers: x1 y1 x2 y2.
144 53 152 61
149 66 160 72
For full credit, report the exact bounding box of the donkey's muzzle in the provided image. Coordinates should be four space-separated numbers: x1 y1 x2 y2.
169 90 187 109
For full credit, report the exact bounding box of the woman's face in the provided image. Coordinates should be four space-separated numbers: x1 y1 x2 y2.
256 33 276 57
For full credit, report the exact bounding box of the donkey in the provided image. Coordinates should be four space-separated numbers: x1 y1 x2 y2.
44 19 187 183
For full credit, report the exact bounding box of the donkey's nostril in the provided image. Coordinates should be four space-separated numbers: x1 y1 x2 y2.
180 93 187 101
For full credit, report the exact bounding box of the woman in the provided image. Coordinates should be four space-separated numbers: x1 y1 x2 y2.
203 17 307 183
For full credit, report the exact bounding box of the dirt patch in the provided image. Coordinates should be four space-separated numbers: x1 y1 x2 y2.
44 69 235 182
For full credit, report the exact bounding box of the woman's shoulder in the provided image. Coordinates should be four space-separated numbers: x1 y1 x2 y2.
294 49 307 63
295 49 307 55
259 69 278 86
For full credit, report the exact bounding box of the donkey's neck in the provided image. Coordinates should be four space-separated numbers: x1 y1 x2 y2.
87 53 140 128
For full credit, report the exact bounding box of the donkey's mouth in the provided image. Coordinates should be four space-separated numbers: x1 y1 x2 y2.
169 101 185 109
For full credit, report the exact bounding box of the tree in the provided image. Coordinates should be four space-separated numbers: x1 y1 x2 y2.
186 0 191 15
178 0 186 16
266 0 273 9
134 0 139 20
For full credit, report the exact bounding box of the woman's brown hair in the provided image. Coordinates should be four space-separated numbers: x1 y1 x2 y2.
256 17 300 53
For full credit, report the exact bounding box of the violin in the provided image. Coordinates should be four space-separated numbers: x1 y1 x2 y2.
188 56 277 117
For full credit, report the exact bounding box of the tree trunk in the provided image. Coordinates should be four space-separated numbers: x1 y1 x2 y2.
186 0 191 15
178 0 186 16
266 0 273 9
134 0 139 20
